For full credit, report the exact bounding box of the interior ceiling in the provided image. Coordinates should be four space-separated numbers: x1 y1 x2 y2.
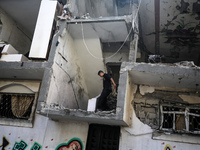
139 0 200 65
68 21 129 43
0 0 41 37
130 70 200 90
128 64 200 90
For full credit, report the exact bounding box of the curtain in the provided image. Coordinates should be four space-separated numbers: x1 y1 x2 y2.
11 95 34 118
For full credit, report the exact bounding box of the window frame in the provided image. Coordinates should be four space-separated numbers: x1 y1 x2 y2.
0 92 38 128
160 104 200 134
0 80 41 128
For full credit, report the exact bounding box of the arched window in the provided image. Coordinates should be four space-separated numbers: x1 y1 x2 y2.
0 81 40 127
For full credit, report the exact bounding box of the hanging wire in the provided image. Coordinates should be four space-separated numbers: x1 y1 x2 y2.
80 0 143 60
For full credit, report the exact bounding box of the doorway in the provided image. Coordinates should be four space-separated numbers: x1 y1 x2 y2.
86 124 120 150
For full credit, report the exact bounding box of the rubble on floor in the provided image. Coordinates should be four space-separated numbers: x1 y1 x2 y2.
42 103 116 116
106 94 117 111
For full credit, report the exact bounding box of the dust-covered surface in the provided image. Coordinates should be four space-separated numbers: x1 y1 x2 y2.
133 89 200 131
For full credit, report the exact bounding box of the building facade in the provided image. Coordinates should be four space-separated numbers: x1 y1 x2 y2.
0 0 200 150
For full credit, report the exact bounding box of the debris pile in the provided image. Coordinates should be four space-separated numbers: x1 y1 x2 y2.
106 94 117 111
57 4 92 21
41 102 116 116
148 55 165 63
174 61 197 67
57 8 72 20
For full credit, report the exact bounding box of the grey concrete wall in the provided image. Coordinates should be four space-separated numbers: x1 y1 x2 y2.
67 0 133 18
102 42 129 64
85 0 118 18
139 0 200 64
74 38 106 99
46 63 79 109
0 8 31 55
53 28 89 109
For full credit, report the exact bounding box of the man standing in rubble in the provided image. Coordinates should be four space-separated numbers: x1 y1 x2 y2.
97 70 116 112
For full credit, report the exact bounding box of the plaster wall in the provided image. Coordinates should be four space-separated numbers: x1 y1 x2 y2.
103 52 129 64
134 86 200 129
0 80 41 93
0 114 89 150
46 63 79 109
120 126 200 150
53 28 89 109
102 42 129 63
119 84 200 150
45 25 106 109
74 38 106 98
0 8 31 55
122 75 136 126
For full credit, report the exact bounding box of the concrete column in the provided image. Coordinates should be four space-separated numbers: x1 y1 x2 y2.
129 33 138 62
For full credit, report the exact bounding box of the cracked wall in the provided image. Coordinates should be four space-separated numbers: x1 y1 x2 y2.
139 0 200 65
46 24 106 110
133 85 200 129
46 63 79 109
119 83 200 149
160 0 200 64
47 28 89 109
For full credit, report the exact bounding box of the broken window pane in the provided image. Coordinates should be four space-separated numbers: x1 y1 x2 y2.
189 109 200 131
161 105 200 134
163 113 173 129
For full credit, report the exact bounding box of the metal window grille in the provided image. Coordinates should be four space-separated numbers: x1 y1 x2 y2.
0 93 35 120
86 124 120 150
160 105 200 134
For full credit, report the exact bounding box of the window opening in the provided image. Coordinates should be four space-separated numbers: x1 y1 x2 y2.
160 105 200 134
0 93 35 120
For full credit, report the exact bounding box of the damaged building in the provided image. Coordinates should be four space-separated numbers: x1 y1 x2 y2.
0 0 200 149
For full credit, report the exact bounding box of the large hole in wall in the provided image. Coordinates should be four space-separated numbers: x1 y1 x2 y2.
133 88 200 134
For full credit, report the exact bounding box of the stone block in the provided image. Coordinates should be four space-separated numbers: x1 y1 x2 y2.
138 111 145 118
143 107 156 113
148 112 156 119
